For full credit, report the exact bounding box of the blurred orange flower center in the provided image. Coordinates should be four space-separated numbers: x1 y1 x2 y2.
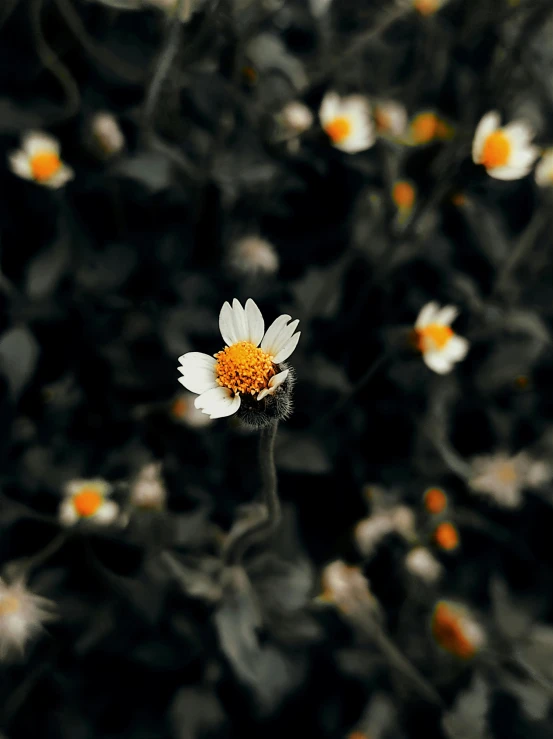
432 603 476 658
171 397 188 418
325 117 352 143
481 131 511 168
414 0 439 15
434 522 459 550
73 489 103 517
374 108 390 132
30 151 62 182
411 113 438 143
496 462 517 483
215 341 275 396
424 487 447 513
0 595 20 616
393 181 416 209
417 323 454 351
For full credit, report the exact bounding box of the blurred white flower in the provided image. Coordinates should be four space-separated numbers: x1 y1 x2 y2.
59 479 120 526
535 149 553 187
0 578 55 660
319 561 376 614
319 92 375 153
130 463 167 510
374 100 408 138
472 111 539 180
171 392 213 427
91 112 125 157
178 299 300 419
414 302 469 374
278 101 314 135
309 0 332 17
228 236 279 277
432 600 485 659
469 452 551 508
355 506 415 556
405 546 443 583
9 131 74 189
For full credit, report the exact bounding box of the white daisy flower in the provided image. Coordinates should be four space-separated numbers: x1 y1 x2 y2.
405 546 443 583
319 92 375 153
91 112 125 157
227 236 279 277
414 302 469 375
535 149 553 187
319 561 376 614
374 100 408 138
468 452 551 508
0 577 55 660
472 111 539 180
8 131 74 188
278 101 314 136
178 299 300 420
130 463 167 510
59 478 120 526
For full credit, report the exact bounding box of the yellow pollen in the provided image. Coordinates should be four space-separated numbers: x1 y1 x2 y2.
215 341 275 396
414 0 439 15
481 130 511 169
496 462 517 484
325 117 352 144
30 151 62 182
73 489 103 517
417 323 454 351
0 595 20 616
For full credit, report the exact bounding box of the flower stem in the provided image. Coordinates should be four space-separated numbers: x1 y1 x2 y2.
224 421 281 566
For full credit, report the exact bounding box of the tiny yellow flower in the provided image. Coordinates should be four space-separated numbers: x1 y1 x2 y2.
9 131 74 188
414 302 469 374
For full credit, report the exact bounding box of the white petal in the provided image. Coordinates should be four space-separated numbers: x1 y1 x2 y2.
178 351 216 369
59 499 79 526
194 386 240 419
472 111 501 164
487 163 534 181
423 351 454 375
319 91 340 126
435 305 459 326
178 366 218 394
231 298 250 343
415 301 440 329
502 120 534 146
336 125 376 153
8 151 32 180
92 500 120 524
219 301 238 345
261 317 300 359
257 369 289 400
23 131 60 157
272 332 301 363
444 335 469 362
261 314 292 355
44 165 74 189
245 298 264 346
535 151 553 186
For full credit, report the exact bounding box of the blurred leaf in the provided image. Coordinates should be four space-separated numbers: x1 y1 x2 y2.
114 152 172 192
26 237 69 300
0 326 39 400
171 687 226 739
490 577 532 641
502 674 550 722
442 673 490 739
276 434 331 473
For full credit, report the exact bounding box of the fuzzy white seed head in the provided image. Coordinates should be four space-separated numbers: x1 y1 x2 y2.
91 112 125 157
227 236 279 277
0 578 55 660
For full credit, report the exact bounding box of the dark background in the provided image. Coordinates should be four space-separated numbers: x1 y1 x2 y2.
2 0 553 737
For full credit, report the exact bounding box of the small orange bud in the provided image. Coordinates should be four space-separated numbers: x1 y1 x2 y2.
392 180 416 210
431 601 482 659
424 487 447 514
433 521 459 551
171 397 188 419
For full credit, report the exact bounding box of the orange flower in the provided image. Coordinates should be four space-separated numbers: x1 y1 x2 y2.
424 487 447 514
410 112 453 145
431 601 484 659
433 521 459 550
392 180 416 210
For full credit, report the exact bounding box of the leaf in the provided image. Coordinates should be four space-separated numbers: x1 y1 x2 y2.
26 238 69 300
171 688 226 739
442 673 490 739
114 152 172 192
0 327 39 400
503 675 550 721
490 577 532 641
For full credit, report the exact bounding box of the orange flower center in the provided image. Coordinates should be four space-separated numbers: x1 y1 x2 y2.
411 113 438 143
432 603 476 659
424 487 447 514
171 397 188 418
73 489 103 517
30 151 62 182
414 0 439 15
374 107 390 132
215 341 275 396
325 117 352 144
481 130 511 169
433 522 459 550
417 323 454 352
392 181 416 209
0 595 20 616
496 462 517 483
